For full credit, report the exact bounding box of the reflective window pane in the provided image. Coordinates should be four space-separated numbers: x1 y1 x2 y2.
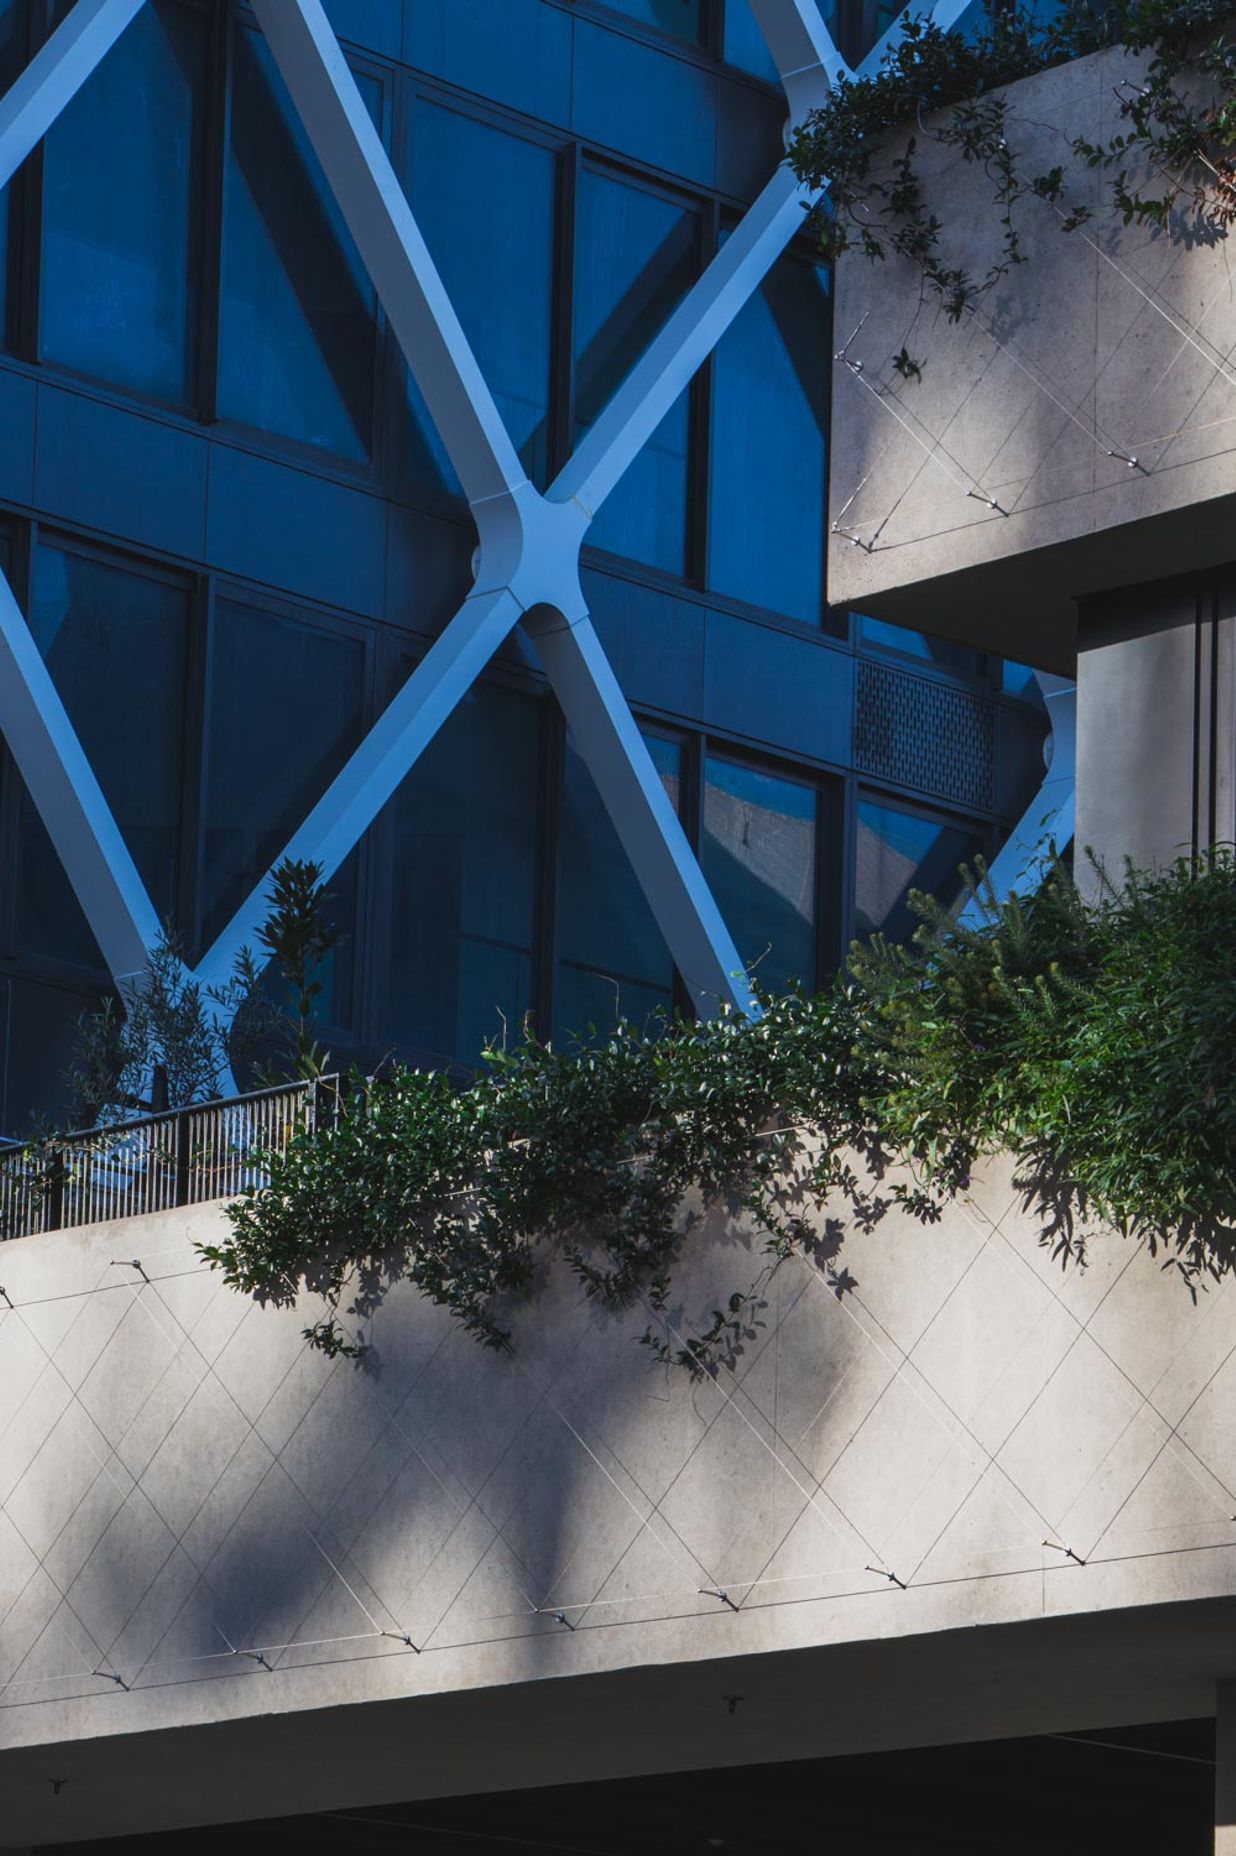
575 169 696 575
406 104 555 493
39 1 206 403
555 732 680 1039
0 974 102 1138
723 1 779 80
709 254 830 624
855 798 985 943
600 0 703 40
16 546 189 967
219 28 379 460
386 681 540 1067
201 600 365 1023
702 755 817 992
1001 659 1044 701
860 615 986 678
0 2 26 350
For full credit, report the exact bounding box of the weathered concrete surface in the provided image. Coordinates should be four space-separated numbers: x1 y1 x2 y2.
827 45 1236 670
3 1157 1236 1844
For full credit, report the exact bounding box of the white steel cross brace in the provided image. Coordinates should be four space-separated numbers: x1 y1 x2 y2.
0 0 1054 1043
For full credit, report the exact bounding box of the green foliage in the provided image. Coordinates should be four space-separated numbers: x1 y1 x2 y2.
203 854 1236 1375
65 857 341 1125
788 0 1236 375
254 858 343 1081
66 931 265 1124
855 850 1236 1280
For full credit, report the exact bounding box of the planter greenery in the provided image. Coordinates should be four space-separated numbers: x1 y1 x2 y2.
202 852 1236 1377
65 858 342 1126
788 0 1236 376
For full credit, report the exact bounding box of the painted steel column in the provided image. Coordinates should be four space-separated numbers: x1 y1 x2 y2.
0 567 159 985
527 602 757 1018
250 0 524 509
957 675 1076 925
0 0 146 191
749 0 848 102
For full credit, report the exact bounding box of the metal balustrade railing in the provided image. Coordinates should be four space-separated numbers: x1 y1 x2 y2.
0 1077 341 1241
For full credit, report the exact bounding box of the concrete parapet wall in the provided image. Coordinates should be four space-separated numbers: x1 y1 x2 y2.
2 1156 1236 1842
826 45 1236 669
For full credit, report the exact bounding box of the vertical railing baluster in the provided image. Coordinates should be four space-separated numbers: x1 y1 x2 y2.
45 1144 65 1234
175 1107 191 1208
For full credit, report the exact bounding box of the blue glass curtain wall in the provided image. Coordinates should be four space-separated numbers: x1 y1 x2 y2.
385 677 541 1068
574 167 698 574
15 542 190 969
709 249 831 624
854 796 987 942
0 2 1052 1136
555 730 681 1039
723 1 780 80
201 597 367 1023
598 0 704 43
0 0 27 351
39 0 207 406
405 102 557 494
218 25 382 461
701 753 819 991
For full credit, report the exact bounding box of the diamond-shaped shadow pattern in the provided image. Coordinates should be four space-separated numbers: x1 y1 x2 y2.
4 1162 1236 1718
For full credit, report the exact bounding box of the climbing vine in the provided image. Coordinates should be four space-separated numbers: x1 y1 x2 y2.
201 853 1236 1379
787 0 1236 374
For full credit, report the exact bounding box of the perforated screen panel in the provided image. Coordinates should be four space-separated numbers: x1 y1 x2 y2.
855 661 994 811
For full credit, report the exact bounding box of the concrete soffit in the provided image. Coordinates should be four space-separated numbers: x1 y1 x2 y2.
0 0 1074 1031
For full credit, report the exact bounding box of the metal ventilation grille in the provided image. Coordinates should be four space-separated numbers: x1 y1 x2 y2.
855 661 995 810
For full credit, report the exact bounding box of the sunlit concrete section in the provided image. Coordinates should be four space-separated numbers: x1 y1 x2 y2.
826 44 1236 670
3 1161 1236 1845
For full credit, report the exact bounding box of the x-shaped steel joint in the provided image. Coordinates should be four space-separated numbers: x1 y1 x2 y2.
0 0 1037 1049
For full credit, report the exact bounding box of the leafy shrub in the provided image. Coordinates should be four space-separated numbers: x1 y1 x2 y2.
202 853 1236 1373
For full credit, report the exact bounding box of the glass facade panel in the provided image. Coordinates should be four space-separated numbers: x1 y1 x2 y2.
575 169 696 574
1002 659 1043 700
219 28 380 460
406 104 555 493
702 755 817 992
709 254 830 624
39 1 206 404
202 600 365 1022
0 2 25 350
555 732 680 1038
860 616 986 678
854 797 985 943
0 973 100 1137
723 1 780 80
387 681 540 1067
16 545 189 967
600 0 703 40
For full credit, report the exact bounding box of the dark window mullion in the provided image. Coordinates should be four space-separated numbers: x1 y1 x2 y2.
0 518 33 959
688 198 720 588
196 0 231 425
363 60 395 483
550 141 581 485
534 699 566 1045
11 0 47 364
178 574 212 958
338 616 383 1049
815 773 844 987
